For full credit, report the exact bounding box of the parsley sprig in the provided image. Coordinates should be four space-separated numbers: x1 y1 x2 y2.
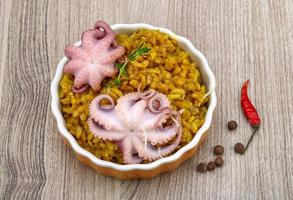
114 44 151 86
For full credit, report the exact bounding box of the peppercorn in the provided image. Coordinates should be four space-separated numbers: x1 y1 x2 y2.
215 156 224 167
196 163 207 173
234 143 245 154
214 145 224 155
228 120 238 130
207 161 216 171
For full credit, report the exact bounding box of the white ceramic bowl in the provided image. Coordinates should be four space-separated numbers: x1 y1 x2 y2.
51 23 216 179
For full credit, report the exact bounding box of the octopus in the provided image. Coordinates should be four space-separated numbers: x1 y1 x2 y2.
64 21 125 93
88 89 182 164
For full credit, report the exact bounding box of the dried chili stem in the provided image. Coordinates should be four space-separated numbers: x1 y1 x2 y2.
243 127 259 153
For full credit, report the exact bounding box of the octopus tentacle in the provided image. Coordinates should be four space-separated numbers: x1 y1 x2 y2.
101 47 126 65
90 94 124 130
148 93 170 113
97 63 118 77
94 21 115 48
94 29 106 39
111 40 118 48
73 70 90 89
88 118 125 141
142 108 173 130
82 29 104 48
139 113 181 145
72 85 89 93
139 89 156 100
64 60 85 74
134 125 182 161
138 124 179 146
119 136 143 164
94 21 115 34
65 45 84 59
89 72 104 91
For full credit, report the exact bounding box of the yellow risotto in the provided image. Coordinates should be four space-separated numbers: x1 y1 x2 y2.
59 29 208 164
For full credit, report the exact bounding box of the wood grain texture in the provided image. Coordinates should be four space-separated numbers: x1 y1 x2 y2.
0 0 292 199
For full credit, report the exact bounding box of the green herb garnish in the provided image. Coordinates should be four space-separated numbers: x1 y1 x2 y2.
114 43 151 86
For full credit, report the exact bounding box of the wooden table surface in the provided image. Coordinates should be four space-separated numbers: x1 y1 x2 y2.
0 0 292 199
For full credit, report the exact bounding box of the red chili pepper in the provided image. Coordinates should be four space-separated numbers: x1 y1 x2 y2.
241 80 260 128
239 79 261 154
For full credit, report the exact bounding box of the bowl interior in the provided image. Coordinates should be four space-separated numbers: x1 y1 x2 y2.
51 23 216 171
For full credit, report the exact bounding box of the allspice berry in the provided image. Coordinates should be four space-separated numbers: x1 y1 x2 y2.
196 163 207 173
214 145 224 155
215 156 224 167
207 161 216 171
234 143 245 154
228 120 238 130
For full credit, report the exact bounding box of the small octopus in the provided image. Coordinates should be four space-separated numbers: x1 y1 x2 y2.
64 21 125 93
88 89 182 164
